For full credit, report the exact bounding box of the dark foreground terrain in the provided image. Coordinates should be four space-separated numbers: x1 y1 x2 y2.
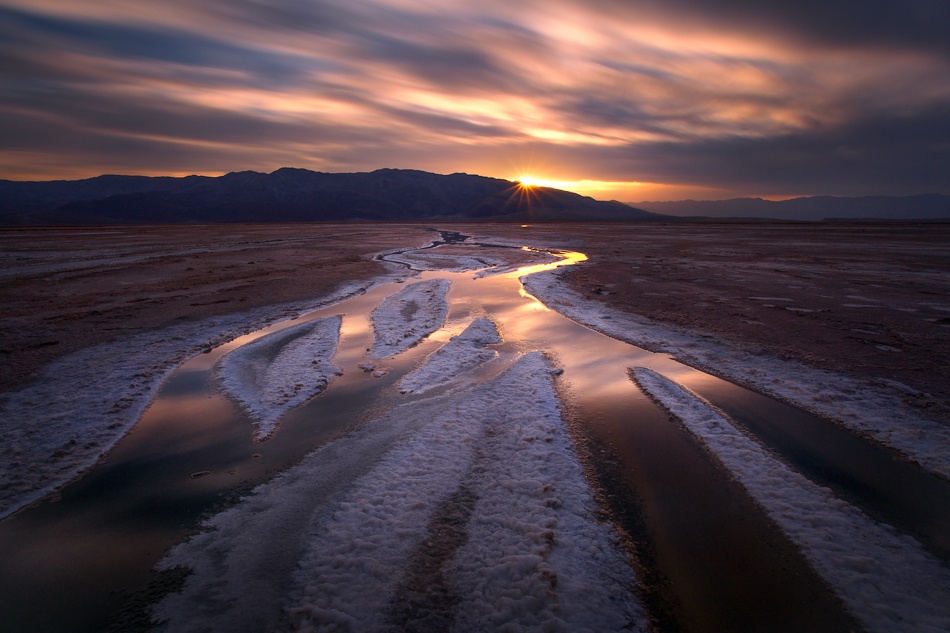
1 221 949 633
2 221 948 422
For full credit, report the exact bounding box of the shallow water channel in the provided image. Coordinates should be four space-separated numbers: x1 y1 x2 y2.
1 237 948 632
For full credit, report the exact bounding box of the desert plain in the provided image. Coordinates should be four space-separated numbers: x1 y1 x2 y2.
2 222 947 417
1 221 949 632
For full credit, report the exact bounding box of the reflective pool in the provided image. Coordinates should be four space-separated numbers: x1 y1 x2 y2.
1 238 947 632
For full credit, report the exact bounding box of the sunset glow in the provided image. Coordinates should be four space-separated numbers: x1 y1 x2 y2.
0 1 947 200
513 177 686 202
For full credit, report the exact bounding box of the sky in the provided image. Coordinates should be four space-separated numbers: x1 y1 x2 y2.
1 0 948 201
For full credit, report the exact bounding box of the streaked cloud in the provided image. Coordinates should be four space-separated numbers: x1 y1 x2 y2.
1 0 947 199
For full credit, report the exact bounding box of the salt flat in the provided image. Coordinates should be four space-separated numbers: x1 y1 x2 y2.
0 221 947 632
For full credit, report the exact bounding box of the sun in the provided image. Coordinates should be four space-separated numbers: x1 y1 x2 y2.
517 175 540 188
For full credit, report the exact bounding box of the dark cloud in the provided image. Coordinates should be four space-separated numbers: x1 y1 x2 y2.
591 104 950 196
718 0 950 57
0 5 314 88
585 0 950 57
221 0 358 33
0 80 405 152
354 32 515 91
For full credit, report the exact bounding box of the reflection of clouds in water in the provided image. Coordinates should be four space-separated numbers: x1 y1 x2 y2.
0 277 375 521
398 317 501 394
217 315 342 440
154 258 656 630
11 233 947 629
633 367 950 633
157 353 647 632
508 248 587 279
523 266 950 479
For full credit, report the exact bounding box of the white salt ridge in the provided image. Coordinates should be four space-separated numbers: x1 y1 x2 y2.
523 268 950 479
154 346 486 632
398 317 501 394
451 353 648 633
369 278 450 359
383 250 509 274
470 238 564 277
376 235 490 273
154 390 439 633
155 353 646 632
0 281 379 521
632 367 950 633
287 372 485 631
217 315 343 440
378 237 561 278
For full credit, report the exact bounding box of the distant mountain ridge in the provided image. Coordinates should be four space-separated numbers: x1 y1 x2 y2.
0 168 661 225
632 194 950 220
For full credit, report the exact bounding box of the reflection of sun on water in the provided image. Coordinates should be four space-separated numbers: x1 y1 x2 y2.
509 249 588 278
518 286 550 309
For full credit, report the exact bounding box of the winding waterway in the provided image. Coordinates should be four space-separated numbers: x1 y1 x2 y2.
1 232 948 632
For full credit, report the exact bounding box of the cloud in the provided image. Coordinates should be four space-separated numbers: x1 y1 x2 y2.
576 104 950 197
1 0 948 198
570 0 950 58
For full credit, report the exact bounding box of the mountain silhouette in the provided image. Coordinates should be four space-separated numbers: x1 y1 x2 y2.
0 168 662 225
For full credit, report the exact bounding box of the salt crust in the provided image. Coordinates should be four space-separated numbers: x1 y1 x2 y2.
397 317 501 394
381 250 509 274
469 237 563 278
0 280 386 521
524 268 950 479
155 353 647 632
0 237 511 520
368 278 450 359
0 240 537 521
377 236 560 278
448 354 648 633
217 315 342 441
632 367 950 633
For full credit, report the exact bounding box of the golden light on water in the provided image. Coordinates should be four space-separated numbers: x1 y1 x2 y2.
509 249 588 279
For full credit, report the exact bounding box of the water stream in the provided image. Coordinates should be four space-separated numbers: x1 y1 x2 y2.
0 233 947 632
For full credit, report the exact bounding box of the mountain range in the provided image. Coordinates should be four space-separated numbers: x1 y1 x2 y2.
2 168 946 225
0 168 660 225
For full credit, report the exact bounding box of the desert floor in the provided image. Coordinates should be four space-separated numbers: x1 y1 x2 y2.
513 221 950 423
2 221 949 632
4 221 945 419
